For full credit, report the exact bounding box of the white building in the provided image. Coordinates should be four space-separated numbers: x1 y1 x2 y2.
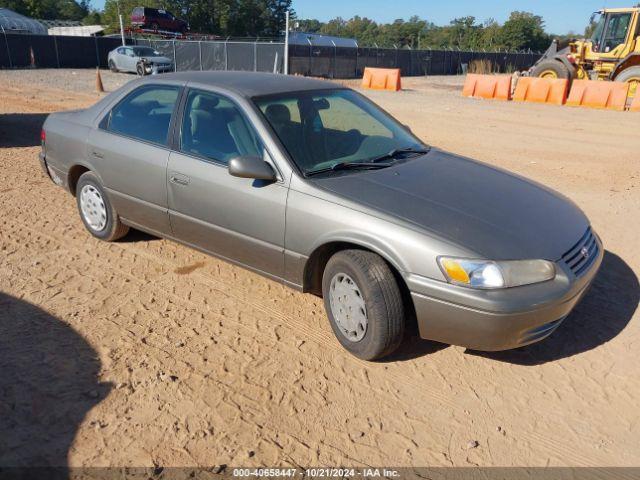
47 25 105 37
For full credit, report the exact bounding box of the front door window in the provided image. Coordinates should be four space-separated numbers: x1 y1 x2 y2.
602 13 632 53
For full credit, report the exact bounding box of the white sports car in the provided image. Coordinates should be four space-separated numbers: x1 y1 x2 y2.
107 46 174 75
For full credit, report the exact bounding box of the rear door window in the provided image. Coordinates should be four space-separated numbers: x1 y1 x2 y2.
106 85 180 146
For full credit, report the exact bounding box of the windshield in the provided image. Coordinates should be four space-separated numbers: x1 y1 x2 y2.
589 12 605 49
254 89 426 175
132 47 161 57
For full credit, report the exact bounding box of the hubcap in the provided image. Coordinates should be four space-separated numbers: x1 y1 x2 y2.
329 273 368 342
80 185 107 232
540 70 558 79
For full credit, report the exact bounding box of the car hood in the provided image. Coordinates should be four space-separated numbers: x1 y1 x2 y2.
310 149 589 261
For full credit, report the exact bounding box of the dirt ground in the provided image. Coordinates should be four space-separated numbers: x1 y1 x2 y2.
0 69 639 468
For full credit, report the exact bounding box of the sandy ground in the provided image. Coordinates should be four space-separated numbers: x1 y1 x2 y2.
0 69 639 468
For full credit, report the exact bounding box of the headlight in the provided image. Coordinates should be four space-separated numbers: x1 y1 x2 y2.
438 257 556 289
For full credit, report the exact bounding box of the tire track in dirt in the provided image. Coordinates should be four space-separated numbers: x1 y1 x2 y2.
2 73 639 467
0 186 618 467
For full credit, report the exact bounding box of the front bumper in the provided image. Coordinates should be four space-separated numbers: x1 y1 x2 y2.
39 152 64 187
406 236 604 351
151 64 174 73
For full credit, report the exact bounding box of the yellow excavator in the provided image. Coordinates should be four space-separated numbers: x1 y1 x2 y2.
530 7 640 96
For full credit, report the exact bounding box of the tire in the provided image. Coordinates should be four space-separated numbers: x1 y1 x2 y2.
532 59 572 79
322 249 405 360
108 59 118 73
136 62 145 76
76 172 129 242
614 66 640 98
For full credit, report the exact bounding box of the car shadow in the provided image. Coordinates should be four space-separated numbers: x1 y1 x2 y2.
383 335 449 362
468 250 638 365
118 228 159 243
0 292 111 470
0 113 49 148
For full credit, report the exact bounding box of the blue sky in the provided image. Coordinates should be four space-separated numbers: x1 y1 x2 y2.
91 0 612 34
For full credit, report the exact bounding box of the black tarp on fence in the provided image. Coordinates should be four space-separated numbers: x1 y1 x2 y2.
289 45 541 78
1 32 540 78
0 32 285 73
0 33 123 68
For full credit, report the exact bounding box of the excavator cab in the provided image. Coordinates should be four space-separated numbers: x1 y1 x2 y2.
586 10 634 57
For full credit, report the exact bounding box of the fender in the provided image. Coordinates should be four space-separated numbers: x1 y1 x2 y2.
610 52 640 79
307 229 410 275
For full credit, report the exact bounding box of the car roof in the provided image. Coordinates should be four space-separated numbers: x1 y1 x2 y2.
148 71 346 98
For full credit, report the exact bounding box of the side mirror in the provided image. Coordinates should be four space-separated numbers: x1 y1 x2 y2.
403 124 412 133
228 156 277 181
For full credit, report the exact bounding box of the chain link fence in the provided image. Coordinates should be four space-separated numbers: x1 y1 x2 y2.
0 32 285 73
0 31 540 77
289 44 542 78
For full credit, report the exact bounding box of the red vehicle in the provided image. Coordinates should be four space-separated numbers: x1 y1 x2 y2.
131 7 189 33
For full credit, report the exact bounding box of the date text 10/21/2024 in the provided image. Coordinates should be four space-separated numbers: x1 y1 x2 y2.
232 468 401 478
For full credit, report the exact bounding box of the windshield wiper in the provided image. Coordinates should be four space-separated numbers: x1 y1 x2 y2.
306 161 395 177
369 146 431 164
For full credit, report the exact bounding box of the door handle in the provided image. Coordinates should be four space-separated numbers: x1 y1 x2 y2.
169 173 190 186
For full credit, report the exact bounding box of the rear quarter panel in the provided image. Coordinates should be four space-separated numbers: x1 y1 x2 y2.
43 113 93 190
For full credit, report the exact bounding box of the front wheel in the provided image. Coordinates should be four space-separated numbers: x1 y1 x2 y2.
76 172 129 242
108 59 118 73
615 66 640 99
532 59 573 79
322 250 405 360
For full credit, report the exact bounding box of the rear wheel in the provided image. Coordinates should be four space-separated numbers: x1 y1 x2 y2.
322 250 405 361
615 66 640 99
76 172 129 242
532 60 572 80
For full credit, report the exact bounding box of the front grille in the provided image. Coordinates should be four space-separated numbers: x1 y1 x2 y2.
561 227 599 277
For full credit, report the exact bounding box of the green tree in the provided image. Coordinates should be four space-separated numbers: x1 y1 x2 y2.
295 18 322 33
299 12 554 52
319 17 347 37
101 0 293 36
0 0 89 19
102 0 158 32
481 18 502 49
499 11 550 51
0 0 29 15
82 9 102 24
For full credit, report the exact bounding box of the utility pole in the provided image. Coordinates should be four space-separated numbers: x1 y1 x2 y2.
284 10 289 75
117 0 125 45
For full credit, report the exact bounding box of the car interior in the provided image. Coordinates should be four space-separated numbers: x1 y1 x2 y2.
110 98 174 145
182 92 262 163
262 96 398 172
